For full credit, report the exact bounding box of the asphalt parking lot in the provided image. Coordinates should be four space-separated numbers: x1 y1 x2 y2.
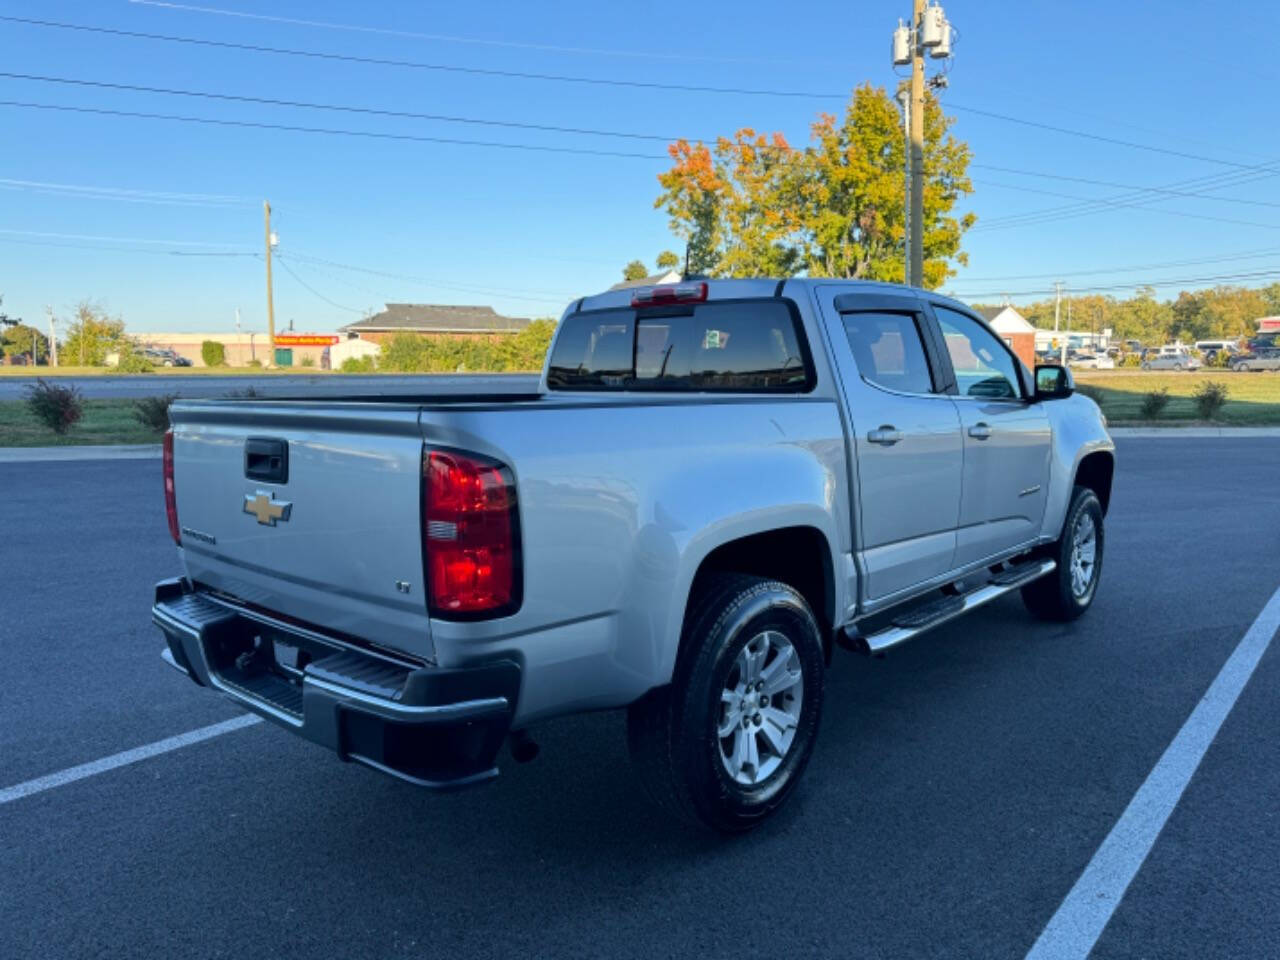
3 439 1279 959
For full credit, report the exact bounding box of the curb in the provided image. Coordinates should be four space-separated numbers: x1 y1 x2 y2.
1109 427 1280 438
0 444 162 463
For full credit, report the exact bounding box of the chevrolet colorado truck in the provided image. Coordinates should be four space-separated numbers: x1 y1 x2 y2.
153 278 1114 832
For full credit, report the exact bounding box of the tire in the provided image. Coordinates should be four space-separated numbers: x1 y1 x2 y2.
1022 485 1104 621
1174 363 1184 371
627 574 825 833
1141 362 1150 370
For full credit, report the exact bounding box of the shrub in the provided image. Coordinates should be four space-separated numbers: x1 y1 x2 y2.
245 358 262 368
341 355 377 373
1210 350 1232 369
114 349 154 373
1121 352 1143 368
202 340 226 366
132 394 177 432
299 354 316 368
1139 388 1170 420
1192 380 1228 420
23 378 84 434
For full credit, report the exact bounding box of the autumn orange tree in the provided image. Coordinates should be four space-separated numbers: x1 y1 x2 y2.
655 83 975 288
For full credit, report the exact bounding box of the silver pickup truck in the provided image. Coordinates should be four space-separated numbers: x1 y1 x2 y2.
153 278 1114 831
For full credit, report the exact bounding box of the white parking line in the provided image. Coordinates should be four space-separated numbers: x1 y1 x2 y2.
0 714 262 806
1026 585 1280 960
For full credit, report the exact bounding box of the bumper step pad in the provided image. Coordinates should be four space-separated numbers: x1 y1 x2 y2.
151 578 519 789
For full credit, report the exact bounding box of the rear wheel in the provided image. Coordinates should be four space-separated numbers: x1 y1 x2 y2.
627 574 824 833
1022 485 1104 621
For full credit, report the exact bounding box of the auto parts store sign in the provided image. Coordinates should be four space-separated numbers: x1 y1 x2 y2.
273 334 340 346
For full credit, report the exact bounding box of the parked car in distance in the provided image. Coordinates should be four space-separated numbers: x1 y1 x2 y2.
1142 346 1201 371
1247 333 1280 353
1230 348 1280 372
1070 353 1115 370
151 278 1115 832
1194 340 1240 365
143 346 192 367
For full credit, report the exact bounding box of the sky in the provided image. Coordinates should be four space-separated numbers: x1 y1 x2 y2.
2 0 1279 336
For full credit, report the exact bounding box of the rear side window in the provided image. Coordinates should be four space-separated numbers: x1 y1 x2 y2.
841 312 935 394
546 300 813 392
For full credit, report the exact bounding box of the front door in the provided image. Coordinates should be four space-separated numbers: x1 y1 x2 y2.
928 303 1051 567
820 289 963 605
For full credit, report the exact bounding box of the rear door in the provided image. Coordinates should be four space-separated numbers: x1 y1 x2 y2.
170 401 434 660
926 302 1051 568
819 288 963 605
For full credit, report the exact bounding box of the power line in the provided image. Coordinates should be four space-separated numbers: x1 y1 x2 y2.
285 253 576 304
0 175 249 204
971 162 1280 232
969 164 1280 209
0 226 248 247
4 14 1263 169
0 17 845 101
0 100 668 160
954 246 1280 283
971 179 1280 231
951 267 1280 300
0 71 692 143
947 103 1248 170
273 256 362 313
126 0 816 66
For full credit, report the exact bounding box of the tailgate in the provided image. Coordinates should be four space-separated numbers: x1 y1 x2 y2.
169 401 432 660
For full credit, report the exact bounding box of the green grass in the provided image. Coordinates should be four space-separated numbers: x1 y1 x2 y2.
0 399 163 446
1074 370 1280 425
0 365 332 376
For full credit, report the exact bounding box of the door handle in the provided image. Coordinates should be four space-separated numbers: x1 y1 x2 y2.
968 422 993 440
867 426 904 446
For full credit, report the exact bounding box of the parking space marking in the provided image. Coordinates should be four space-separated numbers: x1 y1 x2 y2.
0 714 262 806
1026 585 1280 960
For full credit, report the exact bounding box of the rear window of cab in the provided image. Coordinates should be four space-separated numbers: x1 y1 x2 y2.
546 299 815 392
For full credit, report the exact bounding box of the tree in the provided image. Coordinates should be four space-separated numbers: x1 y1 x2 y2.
62 301 126 366
622 260 649 281
655 83 975 286
1 323 49 363
655 250 680 270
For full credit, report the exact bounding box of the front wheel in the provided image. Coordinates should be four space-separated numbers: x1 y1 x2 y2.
627 574 825 833
1022 485 1104 621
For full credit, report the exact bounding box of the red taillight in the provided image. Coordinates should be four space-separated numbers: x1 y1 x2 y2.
630 281 708 307
423 448 519 618
163 430 180 545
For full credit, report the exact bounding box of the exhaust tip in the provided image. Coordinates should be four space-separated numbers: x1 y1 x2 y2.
508 729 540 764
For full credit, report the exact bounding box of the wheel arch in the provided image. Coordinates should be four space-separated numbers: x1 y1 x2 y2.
1074 450 1115 515
677 525 837 670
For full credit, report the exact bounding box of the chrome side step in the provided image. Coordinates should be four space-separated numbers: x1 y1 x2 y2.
843 559 1056 655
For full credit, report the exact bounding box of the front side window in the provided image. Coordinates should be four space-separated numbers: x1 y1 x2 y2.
933 306 1022 400
546 300 813 392
840 312 935 394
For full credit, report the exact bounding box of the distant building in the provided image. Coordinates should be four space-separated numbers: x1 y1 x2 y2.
973 305 1037 369
338 304 531 344
1256 316 1280 333
607 269 683 292
139 332 337 367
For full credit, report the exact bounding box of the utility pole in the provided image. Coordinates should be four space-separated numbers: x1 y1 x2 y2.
896 86 912 284
908 0 926 288
891 3 953 289
46 305 57 367
263 200 277 368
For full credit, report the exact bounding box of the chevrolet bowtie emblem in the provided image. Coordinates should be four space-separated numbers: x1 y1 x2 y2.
243 491 292 526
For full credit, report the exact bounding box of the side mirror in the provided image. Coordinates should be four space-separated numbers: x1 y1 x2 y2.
1034 364 1074 400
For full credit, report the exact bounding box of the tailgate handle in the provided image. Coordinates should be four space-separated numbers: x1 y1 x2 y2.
245 437 288 484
